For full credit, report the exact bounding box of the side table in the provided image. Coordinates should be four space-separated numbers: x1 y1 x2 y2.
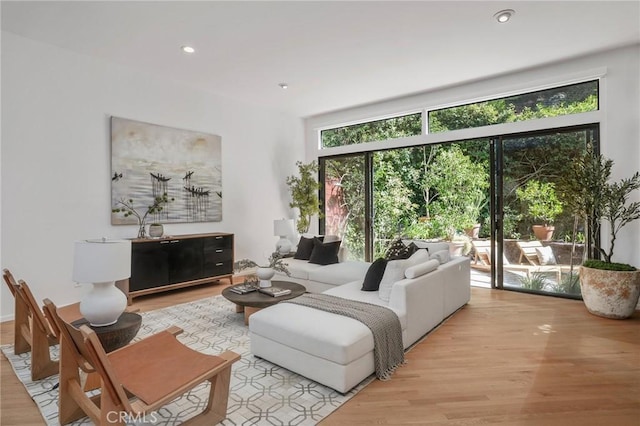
72 312 142 353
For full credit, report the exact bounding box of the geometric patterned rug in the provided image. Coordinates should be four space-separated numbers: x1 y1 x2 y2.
1 295 373 425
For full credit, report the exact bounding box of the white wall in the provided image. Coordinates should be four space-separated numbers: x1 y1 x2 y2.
306 44 640 268
0 32 304 321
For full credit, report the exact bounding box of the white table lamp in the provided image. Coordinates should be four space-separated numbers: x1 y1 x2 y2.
273 219 294 255
73 239 131 327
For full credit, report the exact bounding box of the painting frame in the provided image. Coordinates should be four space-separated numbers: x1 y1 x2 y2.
110 116 222 225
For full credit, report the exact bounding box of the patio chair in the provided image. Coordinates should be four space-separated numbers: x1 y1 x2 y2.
471 240 567 282
44 298 240 425
2 269 59 380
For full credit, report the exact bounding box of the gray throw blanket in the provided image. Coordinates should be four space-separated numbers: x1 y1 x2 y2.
283 293 404 380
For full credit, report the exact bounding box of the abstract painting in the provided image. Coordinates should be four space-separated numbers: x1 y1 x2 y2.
111 117 222 225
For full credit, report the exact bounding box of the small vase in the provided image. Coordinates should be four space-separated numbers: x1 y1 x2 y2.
149 224 164 238
256 267 275 288
137 224 147 239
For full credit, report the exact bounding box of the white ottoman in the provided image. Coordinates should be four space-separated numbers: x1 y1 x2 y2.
249 302 376 393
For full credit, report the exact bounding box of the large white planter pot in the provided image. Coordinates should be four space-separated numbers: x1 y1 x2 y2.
256 267 275 288
580 265 640 319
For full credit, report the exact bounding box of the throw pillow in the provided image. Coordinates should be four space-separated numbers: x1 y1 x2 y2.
405 259 440 279
378 258 409 302
408 248 431 264
361 258 388 291
385 239 416 260
430 249 451 265
308 238 341 265
535 246 557 265
294 235 323 260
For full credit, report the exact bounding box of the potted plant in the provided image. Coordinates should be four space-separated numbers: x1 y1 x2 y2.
516 180 563 241
560 145 640 319
234 252 290 288
286 161 322 234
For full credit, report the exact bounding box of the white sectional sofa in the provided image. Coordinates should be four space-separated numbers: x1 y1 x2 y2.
250 241 471 393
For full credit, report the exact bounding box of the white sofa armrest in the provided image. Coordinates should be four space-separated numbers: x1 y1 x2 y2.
389 272 445 348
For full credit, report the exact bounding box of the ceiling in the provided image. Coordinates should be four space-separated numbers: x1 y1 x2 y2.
2 1 639 118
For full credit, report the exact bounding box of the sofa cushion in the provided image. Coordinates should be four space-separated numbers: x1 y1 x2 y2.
309 238 341 265
294 235 321 260
405 258 440 279
308 261 371 286
250 302 374 365
325 281 407 330
378 249 430 302
430 249 451 264
282 258 324 280
535 246 557 265
361 258 388 291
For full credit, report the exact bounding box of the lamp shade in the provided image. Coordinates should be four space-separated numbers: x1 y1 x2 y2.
73 239 131 284
273 219 294 237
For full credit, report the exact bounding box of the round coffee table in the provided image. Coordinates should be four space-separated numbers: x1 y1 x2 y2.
222 280 306 325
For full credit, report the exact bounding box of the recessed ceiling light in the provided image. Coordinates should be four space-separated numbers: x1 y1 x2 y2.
494 9 515 23
181 45 195 54
279 83 289 89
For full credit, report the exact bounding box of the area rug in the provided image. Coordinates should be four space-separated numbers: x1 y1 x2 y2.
1 295 373 425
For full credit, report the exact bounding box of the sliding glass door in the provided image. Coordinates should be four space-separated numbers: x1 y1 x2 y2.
321 154 369 261
496 126 596 297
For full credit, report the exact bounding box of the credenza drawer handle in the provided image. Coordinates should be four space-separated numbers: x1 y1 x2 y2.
216 249 223 253
215 236 223 239
215 262 224 266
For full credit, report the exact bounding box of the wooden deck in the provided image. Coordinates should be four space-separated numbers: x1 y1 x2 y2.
2 281 639 425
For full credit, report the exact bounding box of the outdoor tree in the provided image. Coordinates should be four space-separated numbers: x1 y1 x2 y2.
286 161 321 234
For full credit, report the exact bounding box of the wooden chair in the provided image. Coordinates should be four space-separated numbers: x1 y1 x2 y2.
2 269 59 380
44 298 240 425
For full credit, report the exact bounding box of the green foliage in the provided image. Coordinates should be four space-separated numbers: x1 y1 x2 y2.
422 146 489 239
583 259 636 272
559 145 640 263
321 113 421 148
515 180 563 225
373 155 417 240
287 161 322 234
518 272 548 291
551 272 581 295
429 82 597 133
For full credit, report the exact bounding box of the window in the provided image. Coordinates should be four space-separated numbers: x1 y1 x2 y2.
428 80 598 133
320 112 422 148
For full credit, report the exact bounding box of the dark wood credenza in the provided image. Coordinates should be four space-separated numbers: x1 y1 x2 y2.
118 233 234 303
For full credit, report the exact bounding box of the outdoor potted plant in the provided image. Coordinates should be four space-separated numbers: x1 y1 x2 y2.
516 179 563 241
286 161 322 234
560 145 640 319
234 252 290 288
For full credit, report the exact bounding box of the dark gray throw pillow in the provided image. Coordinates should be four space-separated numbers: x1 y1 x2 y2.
361 258 388 291
294 235 323 260
385 238 417 260
308 238 341 265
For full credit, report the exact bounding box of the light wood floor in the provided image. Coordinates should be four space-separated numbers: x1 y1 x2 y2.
2 282 639 425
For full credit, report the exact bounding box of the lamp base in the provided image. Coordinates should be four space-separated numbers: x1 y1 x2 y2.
276 237 292 255
80 281 127 327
